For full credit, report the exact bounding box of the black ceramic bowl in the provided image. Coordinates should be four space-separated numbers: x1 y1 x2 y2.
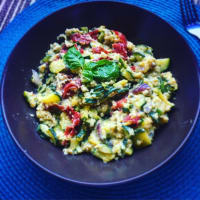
1 1 200 186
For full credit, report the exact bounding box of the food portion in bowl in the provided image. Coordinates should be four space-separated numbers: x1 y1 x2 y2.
24 26 178 162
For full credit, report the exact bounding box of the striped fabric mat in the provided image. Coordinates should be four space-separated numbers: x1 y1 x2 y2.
0 0 36 32
0 0 200 33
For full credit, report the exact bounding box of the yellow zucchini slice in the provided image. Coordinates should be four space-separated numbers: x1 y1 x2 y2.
49 59 65 74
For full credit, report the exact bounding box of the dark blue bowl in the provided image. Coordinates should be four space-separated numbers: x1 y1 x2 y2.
1 1 200 186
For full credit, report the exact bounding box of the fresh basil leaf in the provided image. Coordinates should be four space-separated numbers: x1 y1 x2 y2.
82 69 94 82
63 47 84 70
94 63 119 81
83 59 120 82
82 62 97 82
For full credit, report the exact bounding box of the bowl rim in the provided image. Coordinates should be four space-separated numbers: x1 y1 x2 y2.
1 0 200 187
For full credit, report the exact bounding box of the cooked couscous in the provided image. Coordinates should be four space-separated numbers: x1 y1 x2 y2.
24 26 178 162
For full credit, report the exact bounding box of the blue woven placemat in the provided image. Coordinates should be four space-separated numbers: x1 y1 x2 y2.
0 0 200 199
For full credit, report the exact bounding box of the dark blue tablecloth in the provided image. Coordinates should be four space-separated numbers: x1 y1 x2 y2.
0 0 200 199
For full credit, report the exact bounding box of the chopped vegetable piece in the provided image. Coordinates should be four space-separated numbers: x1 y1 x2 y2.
112 98 127 110
92 47 108 54
41 93 60 104
71 33 91 45
49 59 66 74
113 30 127 45
133 83 151 94
123 115 141 126
112 42 127 58
133 52 145 61
156 58 170 72
62 82 79 99
89 29 99 39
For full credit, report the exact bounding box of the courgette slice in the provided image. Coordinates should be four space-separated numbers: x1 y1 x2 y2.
133 132 152 148
49 59 66 74
98 31 105 42
38 124 57 145
42 55 51 63
41 93 60 104
122 125 134 137
119 57 127 68
24 91 37 108
136 44 153 55
91 147 115 163
85 98 97 104
133 52 145 61
122 107 129 113
156 58 170 72
80 26 88 33
121 69 134 81
134 128 145 134
134 95 146 109
149 111 159 123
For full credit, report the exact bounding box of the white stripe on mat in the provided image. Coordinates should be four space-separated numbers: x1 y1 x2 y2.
0 0 7 11
19 0 27 13
0 0 16 31
9 0 23 22
30 0 36 5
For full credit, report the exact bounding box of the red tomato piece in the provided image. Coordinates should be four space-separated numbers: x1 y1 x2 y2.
62 83 79 99
112 98 127 110
74 43 78 50
80 48 84 54
123 115 141 125
92 47 109 54
74 43 84 54
89 29 99 40
113 30 127 45
64 126 76 137
64 106 81 138
47 104 65 113
61 140 68 146
60 49 67 54
130 66 136 71
112 42 127 58
66 106 81 127
94 56 112 61
71 33 91 45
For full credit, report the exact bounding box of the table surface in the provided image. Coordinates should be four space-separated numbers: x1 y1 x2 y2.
0 0 200 199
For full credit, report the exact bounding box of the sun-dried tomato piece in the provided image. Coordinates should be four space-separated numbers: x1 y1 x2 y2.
130 66 136 71
112 42 127 58
71 33 91 45
62 83 78 99
92 47 109 54
46 104 65 113
123 115 141 126
89 29 99 40
112 98 127 110
64 126 76 137
66 106 81 127
64 106 81 137
113 30 127 45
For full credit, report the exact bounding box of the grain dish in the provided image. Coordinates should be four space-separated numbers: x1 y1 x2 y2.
24 26 178 162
